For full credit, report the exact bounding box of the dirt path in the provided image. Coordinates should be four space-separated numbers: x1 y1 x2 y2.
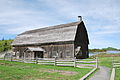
89 66 110 80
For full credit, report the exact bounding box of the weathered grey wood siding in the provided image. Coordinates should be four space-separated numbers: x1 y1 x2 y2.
13 43 74 58
41 43 74 58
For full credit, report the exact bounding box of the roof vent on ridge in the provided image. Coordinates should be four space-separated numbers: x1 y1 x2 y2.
78 16 82 21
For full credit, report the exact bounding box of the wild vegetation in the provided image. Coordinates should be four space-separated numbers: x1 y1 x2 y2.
0 39 13 52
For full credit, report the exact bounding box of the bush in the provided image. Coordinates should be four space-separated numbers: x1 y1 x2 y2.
0 40 13 52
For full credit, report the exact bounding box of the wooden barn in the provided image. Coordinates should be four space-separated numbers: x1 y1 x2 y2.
11 16 89 59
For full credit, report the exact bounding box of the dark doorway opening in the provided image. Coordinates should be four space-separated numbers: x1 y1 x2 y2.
34 51 43 58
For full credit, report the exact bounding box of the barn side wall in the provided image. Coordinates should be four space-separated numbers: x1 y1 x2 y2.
41 43 74 58
13 42 74 58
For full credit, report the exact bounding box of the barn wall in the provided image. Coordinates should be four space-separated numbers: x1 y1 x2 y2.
74 21 89 59
13 43 74 58
13 46 27 59
41 43 74 58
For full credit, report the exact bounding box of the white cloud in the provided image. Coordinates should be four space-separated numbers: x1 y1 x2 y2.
0 0 120 48
95 30 120 35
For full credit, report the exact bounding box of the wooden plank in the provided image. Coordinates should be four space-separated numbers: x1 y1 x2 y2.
113 65 120 67
113 63 120 65
76 65 93 68
74 57 76 67
56 64 73 66
38 63 54 65
56 60 73 62
31 60 36 61
113 60 120 62
76 59 95 61
110 68 115 80
56 62 73 64
38 61 54 63
0 59 3 60
96 57 98 68
14 60 24 62
79 68 97 80
76 64 96 67
76 61 96 63
24 62 35 63
37 58 54 60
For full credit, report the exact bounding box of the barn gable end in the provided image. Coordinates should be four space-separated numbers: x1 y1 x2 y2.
74 21 89 59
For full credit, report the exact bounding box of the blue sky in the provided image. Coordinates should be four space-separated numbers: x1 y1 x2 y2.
0 0 120 49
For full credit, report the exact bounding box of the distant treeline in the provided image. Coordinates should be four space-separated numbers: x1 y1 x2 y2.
89 47 120 52
0 40 13 52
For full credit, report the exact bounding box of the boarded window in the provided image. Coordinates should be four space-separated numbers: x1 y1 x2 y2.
52 51 57 57
66 50 71 56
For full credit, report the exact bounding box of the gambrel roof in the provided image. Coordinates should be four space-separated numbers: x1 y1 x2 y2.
11 21 82 46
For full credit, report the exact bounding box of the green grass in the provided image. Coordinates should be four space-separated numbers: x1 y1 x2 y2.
0 60 91 80
115 68 120 80
98 57 113 68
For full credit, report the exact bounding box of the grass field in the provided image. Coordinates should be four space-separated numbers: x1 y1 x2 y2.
0 60 92 80
115 68 120 80
0 54 120 80
98 57 113 68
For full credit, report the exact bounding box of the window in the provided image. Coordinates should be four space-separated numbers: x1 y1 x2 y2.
52 51 57 57
66 50 71 56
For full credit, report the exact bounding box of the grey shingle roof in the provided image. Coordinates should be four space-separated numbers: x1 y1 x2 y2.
12 21 81 46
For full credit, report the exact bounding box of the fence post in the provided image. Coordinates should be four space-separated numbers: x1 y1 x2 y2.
54 57 56 66
36 57 38 64
74 57 76 67
112 57 114 68
4 55 5 60
11 55 13 61
24 52 26 62
96 57 98 68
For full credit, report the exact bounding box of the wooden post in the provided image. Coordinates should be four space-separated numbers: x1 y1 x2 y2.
74 57 76 67
36 57 38 64
4 55 5 60
96 57 98 68
54 57 56 66
11 55 13 61
24 52 25 62
110 68 115 80
112 57 114 68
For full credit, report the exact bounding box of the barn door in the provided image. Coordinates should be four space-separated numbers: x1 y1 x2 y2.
34 51 43 58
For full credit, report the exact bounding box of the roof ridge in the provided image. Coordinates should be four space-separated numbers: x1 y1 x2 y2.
20 21 81 35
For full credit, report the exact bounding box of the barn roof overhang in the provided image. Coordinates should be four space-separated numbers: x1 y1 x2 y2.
12 40 74 47
27 47 45 52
